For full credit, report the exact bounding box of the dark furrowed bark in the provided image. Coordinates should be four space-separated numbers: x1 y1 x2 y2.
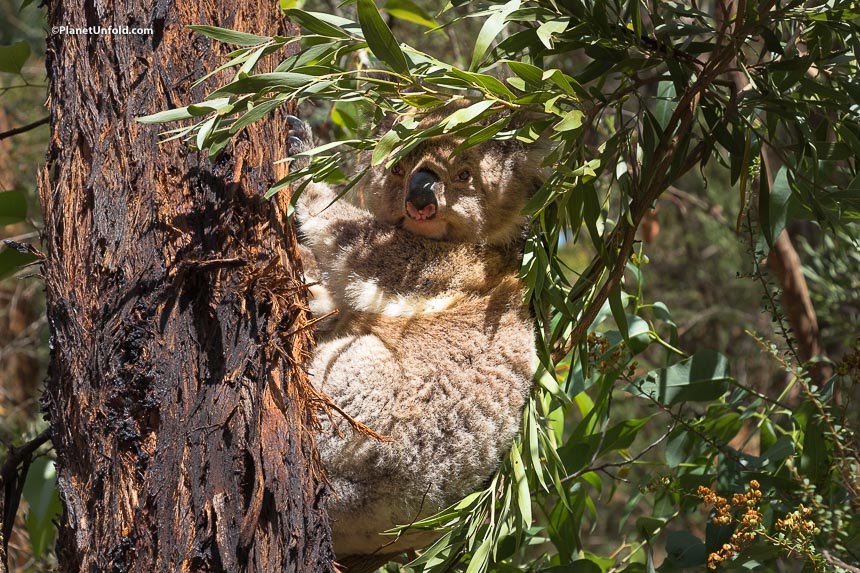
38 0 334 571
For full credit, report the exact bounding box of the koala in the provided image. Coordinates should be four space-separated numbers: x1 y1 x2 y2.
288 102 543 569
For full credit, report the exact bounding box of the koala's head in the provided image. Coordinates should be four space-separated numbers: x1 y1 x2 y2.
361 102 547 246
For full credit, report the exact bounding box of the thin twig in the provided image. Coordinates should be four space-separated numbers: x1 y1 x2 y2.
0 116 49 141
559 422 676 485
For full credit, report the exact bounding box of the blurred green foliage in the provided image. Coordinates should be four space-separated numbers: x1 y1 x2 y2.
1 0 56 570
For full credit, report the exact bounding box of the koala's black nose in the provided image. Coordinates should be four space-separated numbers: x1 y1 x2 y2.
405 169 439 221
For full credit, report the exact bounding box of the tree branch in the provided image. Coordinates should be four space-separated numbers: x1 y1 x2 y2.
0 116 50 141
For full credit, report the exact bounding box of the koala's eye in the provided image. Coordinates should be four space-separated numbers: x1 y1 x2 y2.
391 163 404 176
457 169 471 182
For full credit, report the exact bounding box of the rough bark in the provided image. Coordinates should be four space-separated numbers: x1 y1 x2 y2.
756 150 826 387
38 1 334 571
767 229 826 378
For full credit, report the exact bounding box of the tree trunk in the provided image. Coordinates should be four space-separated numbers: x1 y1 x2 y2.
38 1 334 571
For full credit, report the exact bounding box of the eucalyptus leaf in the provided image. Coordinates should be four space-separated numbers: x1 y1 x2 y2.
470 0 520 71
188 25 271 46
357 0 411 75
384 0 441 29
632 351 731 405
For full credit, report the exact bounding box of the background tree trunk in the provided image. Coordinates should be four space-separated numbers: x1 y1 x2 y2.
38 1 334 571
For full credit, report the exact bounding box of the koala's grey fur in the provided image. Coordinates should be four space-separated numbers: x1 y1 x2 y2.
291 103 542 567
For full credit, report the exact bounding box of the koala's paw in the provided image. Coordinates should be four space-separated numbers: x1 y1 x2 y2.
287 115 314 170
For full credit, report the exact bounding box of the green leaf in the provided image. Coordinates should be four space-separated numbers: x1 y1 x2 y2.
470 0 520 72
665 429 701 468
371 127 402 165
442 99 495 131
627 315 651 354
207 72 316 97
207 130 233 159
0 248 37 279
230 98 286 133
449 69 516 100
384 0 440 29
23 458 61 559
285 9 355 38
357 0 410 75
636 516 666 539
401 93 445 108
187 97 233 116
541 561 601 573
451 117 508 156
137 106 196 124
466 535 492 573
543 69 582 97
753 435 794 469
187 25 271 46
196 115 217 150
552 109 584 132
536 18 568 49
801 418 829 486
510 444 532 527
654 80 676 130
292 139 365 158
0 41 30 75
608 283 628 337
507 61 544 88
760 161 791 248
632 350 731 406
0 190 28 226
665 531 707 567
590 416 653 455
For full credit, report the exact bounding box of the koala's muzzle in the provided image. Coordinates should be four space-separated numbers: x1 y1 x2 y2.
405 169 439 221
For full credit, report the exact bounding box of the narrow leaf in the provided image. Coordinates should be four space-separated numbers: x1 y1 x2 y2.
285 10 355 38
137 106 195 124
230 98 285 133
372 128 402 165
188 25 271 46
470 0 520 71
357 0 410 75
552 109 584 132
442 99 495 131
207 72 316 97
385 0 441 29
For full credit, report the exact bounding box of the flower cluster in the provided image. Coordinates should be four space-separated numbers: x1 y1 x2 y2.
585 332 635 376
776 504 819 538
697 480 763 569
639 475 672 494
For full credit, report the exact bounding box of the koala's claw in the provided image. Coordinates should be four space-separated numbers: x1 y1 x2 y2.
287 114 313 151
286 114 314 171
288 135 307 157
